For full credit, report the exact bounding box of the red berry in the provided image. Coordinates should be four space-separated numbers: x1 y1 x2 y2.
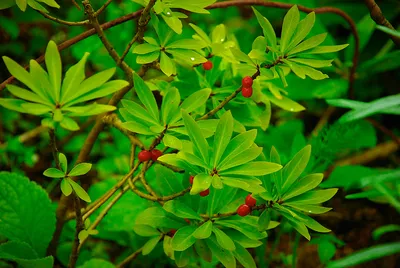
245 194 257 207
199 189 210 197
202 60 213 71
241 87 253 98
169 229 177 237
242 76 253 87
184 218 191 224
138 150 152 162
189 175 194 185
237 204 251 217
151 149 163 161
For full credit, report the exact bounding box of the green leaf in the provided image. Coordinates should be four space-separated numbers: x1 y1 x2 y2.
121 100 159 126
43 168 65 178
175 248 191 267
78 259 115 268
182 110 209 163
327 242 400 268
163 200 202 220
301 65 329 80
190 173 212 195
194 239 212 262
220 161 282 176
135 207 183 229
258 210 271 232
213 111 233 166
281 145 311 194
133 224 160 237
376 25 400 38
285 189 338 205
60 178 73 196
280 5 300 53
218 130 257 168
178 88 211 115
3 56 38 96
60 117 80 131
0 172 56 257
162 13 183 34
0 0 16 10
160 51 176 77
285 203 331 214
163 235 174 259
133 43 160 54
338 94 400 123
16 0 27 11
232 242 257 268
58 153 67 174
318 241 336 264
270 146 283 195
283 173 323 200
45 40 62 102
264 92 305 112
288 33 327 55
212 226 235 251
326 99 400 115
190 23 211 45
6 84 50 105
222 177 265 194
206 236 237 268
275 66 288 87
161 87 180 125
286 12 315 52
133 73 160 121
0 98 27 113
289 58 333 68
218 147 263 171
167 39 205 50
142 235 162 255
372 225 400 241
253 8 276 48
171 225 197 251
61 52 89 101
216 219 267 240
68 163 92 177
301 44 348 55
0 241 54 268
168 0 215 14
193 221 213 239
230 48 254 64
67 178 91 203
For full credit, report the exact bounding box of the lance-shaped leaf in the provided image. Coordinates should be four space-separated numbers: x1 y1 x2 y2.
163 200 202 220
286 12 315 52
171 226 197 251
206 235 236 267
280 5 300 53
133 73 159 121
253 8 276 48
281 145 311 194
45 40 62 102
212 226 235 251
283 173 324 200
142 235 162 255
285 189 338 205
220 162 282 176
182 110 209 163
213 111 233 166
193 221 213 239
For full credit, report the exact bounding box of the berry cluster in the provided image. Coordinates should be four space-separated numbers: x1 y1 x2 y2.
241 76 253 98
189 175 210 197
138 149 163 162
237 194 257 217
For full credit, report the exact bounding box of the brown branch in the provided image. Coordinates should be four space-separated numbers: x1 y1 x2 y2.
94 0 114 17
366 118 400 146
117 246 144 268
37 10 89 26
68 194 84 268
206 0 359 99
119 0 157 63
364 0 400 46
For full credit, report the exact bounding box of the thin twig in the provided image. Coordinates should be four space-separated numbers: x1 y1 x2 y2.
48 128 60 168
117 246 144 268
68 194 84 268
94 0 114 17
119 0 157 63
366 118 400 146
364 0 400 46
37 10 89 26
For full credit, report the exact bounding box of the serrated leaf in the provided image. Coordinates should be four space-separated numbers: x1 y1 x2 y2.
68 163 92 177
0 172 56 256
163 200 202 220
